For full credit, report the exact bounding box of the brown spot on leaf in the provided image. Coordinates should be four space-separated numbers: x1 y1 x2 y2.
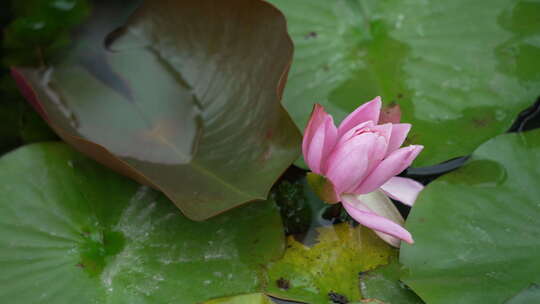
472 117 494 128
305 31 318 39
276 277 290 290
379 103 401 124
328 291 349 303
259 146 272 163
265 129 273 140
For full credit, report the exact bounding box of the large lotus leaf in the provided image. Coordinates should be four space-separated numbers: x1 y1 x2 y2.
268 0 540 166
13 0 301 220
265 223 395 304
400 129 540 304
0 142 285 304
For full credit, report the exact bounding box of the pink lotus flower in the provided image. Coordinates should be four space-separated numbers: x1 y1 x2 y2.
302 97 423 247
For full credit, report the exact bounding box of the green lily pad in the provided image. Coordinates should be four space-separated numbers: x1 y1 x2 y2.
359 260 424 304
14 0 300 220
400 129 540 304
0 142 285 304
203 293 274 304
268 0 540 166
265 223 395 304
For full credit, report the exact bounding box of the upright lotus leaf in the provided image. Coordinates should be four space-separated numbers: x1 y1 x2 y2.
265 223 395 304
0 142 285 304
268 0 540 166
401 129 540 304
13 0 300 220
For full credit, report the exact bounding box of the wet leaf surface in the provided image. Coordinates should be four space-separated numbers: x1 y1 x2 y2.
401 129 540 304
266 223 395 304
14 0 300 220
268 0 540 166
0 142 285 304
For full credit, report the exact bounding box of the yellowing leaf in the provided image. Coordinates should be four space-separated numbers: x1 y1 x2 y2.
265 223 396 304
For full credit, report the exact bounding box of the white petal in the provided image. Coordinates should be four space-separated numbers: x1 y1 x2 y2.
341 190 411 247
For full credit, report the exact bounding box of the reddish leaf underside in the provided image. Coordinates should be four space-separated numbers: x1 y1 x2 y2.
13 0 300 220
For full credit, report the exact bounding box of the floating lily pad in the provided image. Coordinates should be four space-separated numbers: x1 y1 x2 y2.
14 0 300 220
268 0 540 166
265 223 395 304
203 293 274 304
401 129 540 304
0 142 285 304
